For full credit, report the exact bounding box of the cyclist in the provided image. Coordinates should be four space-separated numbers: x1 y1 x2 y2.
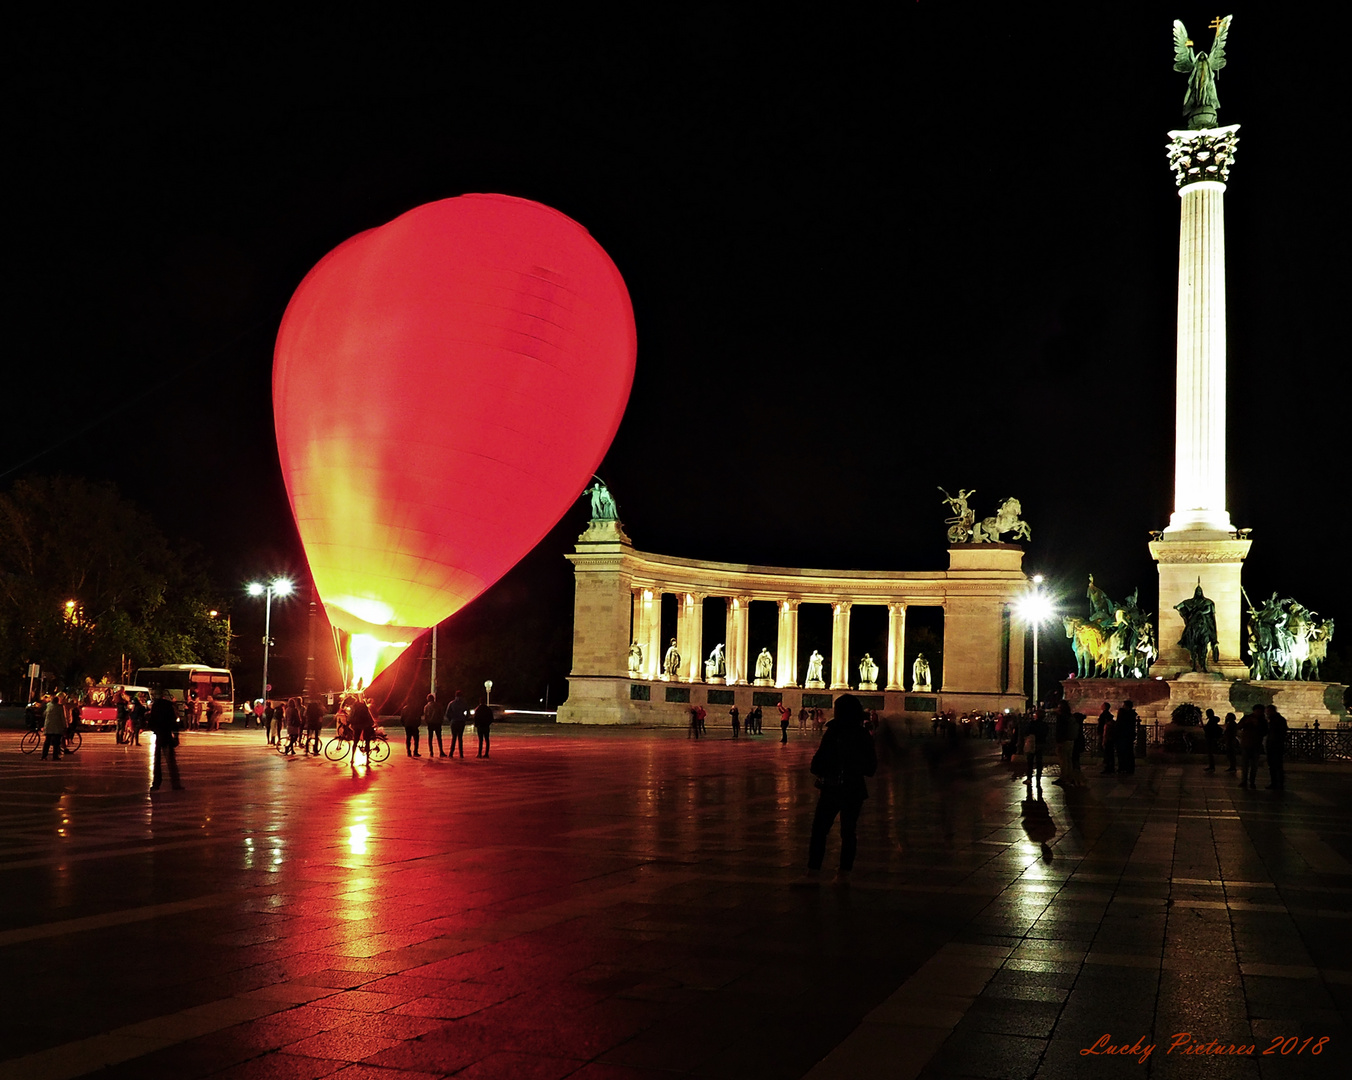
345 695 376 762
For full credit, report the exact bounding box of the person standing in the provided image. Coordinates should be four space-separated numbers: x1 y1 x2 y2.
424 693 446 757
446 690 468 758
1023 707 1048 789
1265 706 1287 791
805 694 878 884
1203 709 1221 772
400 695 422 757
1223 712 1238 773
780 704 791 744
1116 700 1138 776
346 694 376 763
1098 702 1116 775
474 700 493 758
1237 709 1262 788
148 688 184 791
42 693 67 760
695 704 707 737
303 697 325 755
131 692 147 745
284 697 302 754
688 704 701 739
730 704 740 739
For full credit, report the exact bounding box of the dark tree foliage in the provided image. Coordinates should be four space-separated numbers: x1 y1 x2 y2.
0 475 227 694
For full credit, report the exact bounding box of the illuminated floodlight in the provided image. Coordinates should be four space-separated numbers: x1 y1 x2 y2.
1015 574 1054 706
272 578 294 597
247 582 265 597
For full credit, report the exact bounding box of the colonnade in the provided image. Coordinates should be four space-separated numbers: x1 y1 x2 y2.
629 590 917 690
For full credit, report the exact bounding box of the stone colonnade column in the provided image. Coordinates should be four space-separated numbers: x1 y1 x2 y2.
641 588 661 679
681 593 704 681
725 596 750 684
829 602 852 689
886 602 907 691
776 600 799 688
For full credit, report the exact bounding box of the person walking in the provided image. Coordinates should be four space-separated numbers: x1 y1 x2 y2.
148 688 184 791
424 693 446 757
1237 708 1263 789
1265 706 1287 791
805 694 878 884
1116 700 1138 776
42 693 67 760
1203 709 1221 772
446 690 468 758
1223 712 1238 773
474 700 493 758
400 695 422 757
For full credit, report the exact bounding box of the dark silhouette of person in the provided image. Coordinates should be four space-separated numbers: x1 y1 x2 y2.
446 691 468 757
474 700 493 758
303 697 325 755
346 695 376 764
148 688 184 791
400 695 422 757
1098 702 1116 774
424 693 446 757
1265 706 1287 791
1237 708 1265 789
806 694 878 884
1223 712 1238 772
1203 709 1221 772
1116 700 1138 775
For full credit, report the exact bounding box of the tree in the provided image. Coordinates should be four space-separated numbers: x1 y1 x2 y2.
0 475 225 694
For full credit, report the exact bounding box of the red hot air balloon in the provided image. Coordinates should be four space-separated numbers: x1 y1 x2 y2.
274 194 636 688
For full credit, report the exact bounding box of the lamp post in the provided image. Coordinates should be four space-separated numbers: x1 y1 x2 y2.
208 610 232 670
1016 574 1053 707
247 578 293 706
484 680 493 706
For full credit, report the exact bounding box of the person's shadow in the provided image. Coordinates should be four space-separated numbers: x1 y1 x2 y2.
1021 794 1057 863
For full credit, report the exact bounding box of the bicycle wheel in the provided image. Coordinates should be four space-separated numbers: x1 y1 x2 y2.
367 736 390 764
21 730 41 754
64 731 82 753
324 736 349 761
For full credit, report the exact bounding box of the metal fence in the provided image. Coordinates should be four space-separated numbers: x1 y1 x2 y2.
1079 722 1352 764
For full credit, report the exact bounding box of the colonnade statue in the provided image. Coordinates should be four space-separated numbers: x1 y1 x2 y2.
662 638 681 679
912 653 932 692
805 650 825 686
704 643 726 680
858 653 879 688
754 648 774 681
627 641 643 675
1176 582 1219 673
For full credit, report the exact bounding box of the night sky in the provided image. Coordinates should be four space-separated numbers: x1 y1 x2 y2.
9 8 1348 703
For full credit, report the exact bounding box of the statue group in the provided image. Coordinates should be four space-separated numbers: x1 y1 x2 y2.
1063 575 1158 679
939 488 1031 544
1247 592 1335 681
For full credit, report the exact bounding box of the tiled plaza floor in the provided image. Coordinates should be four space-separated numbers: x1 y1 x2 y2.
1 724 1350 1079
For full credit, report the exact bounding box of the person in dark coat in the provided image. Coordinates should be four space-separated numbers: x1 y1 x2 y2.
1203 709 1221 772
473 700 493 758
346 695 376 763
1237 708 1265 789
446 691 468 757
1023 707 1048 788
1115 700 1138 775
148 688 184 791
424 693 446 757
806 694 878 883
1223 712 1238 772
303 697 325 755
1098 703 1116 775
400 696 422 757
1265 706 1287 791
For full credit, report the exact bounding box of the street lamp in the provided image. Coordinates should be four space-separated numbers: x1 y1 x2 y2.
247 578 293 706
208 609 232 670
1016 574 1053 707
484 680 493 706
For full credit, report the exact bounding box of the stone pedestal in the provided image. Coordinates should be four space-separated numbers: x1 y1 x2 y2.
753 677 774 687
858 681 878 691
1150 535 1251 679
805 679 826 690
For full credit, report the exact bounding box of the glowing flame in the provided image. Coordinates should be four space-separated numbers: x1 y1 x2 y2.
348 824 369 855
333 628 411 691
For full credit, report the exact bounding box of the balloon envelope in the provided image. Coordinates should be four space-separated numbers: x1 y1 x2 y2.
274 194 636 685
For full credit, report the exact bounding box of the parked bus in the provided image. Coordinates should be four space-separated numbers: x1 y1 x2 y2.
134 665 235 728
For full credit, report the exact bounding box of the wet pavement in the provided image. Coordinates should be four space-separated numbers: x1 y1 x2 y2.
1 724 1350 1079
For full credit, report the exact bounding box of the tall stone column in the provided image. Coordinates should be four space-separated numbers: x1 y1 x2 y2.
680 593 705 682
726 596 750 685
645 589 663 681
829 601 852 689
1151 123 1251 678
885 602 907 691
776 600 800 688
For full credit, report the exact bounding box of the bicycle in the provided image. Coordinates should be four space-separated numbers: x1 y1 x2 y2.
323 729 390 763
20 728 82 755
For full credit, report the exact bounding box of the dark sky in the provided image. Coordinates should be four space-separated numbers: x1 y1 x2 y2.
9 8 1348 699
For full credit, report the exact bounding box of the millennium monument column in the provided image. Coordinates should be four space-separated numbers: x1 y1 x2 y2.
1150 15 1251 678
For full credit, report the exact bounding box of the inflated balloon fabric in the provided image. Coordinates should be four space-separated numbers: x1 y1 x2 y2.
274 194 636 673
